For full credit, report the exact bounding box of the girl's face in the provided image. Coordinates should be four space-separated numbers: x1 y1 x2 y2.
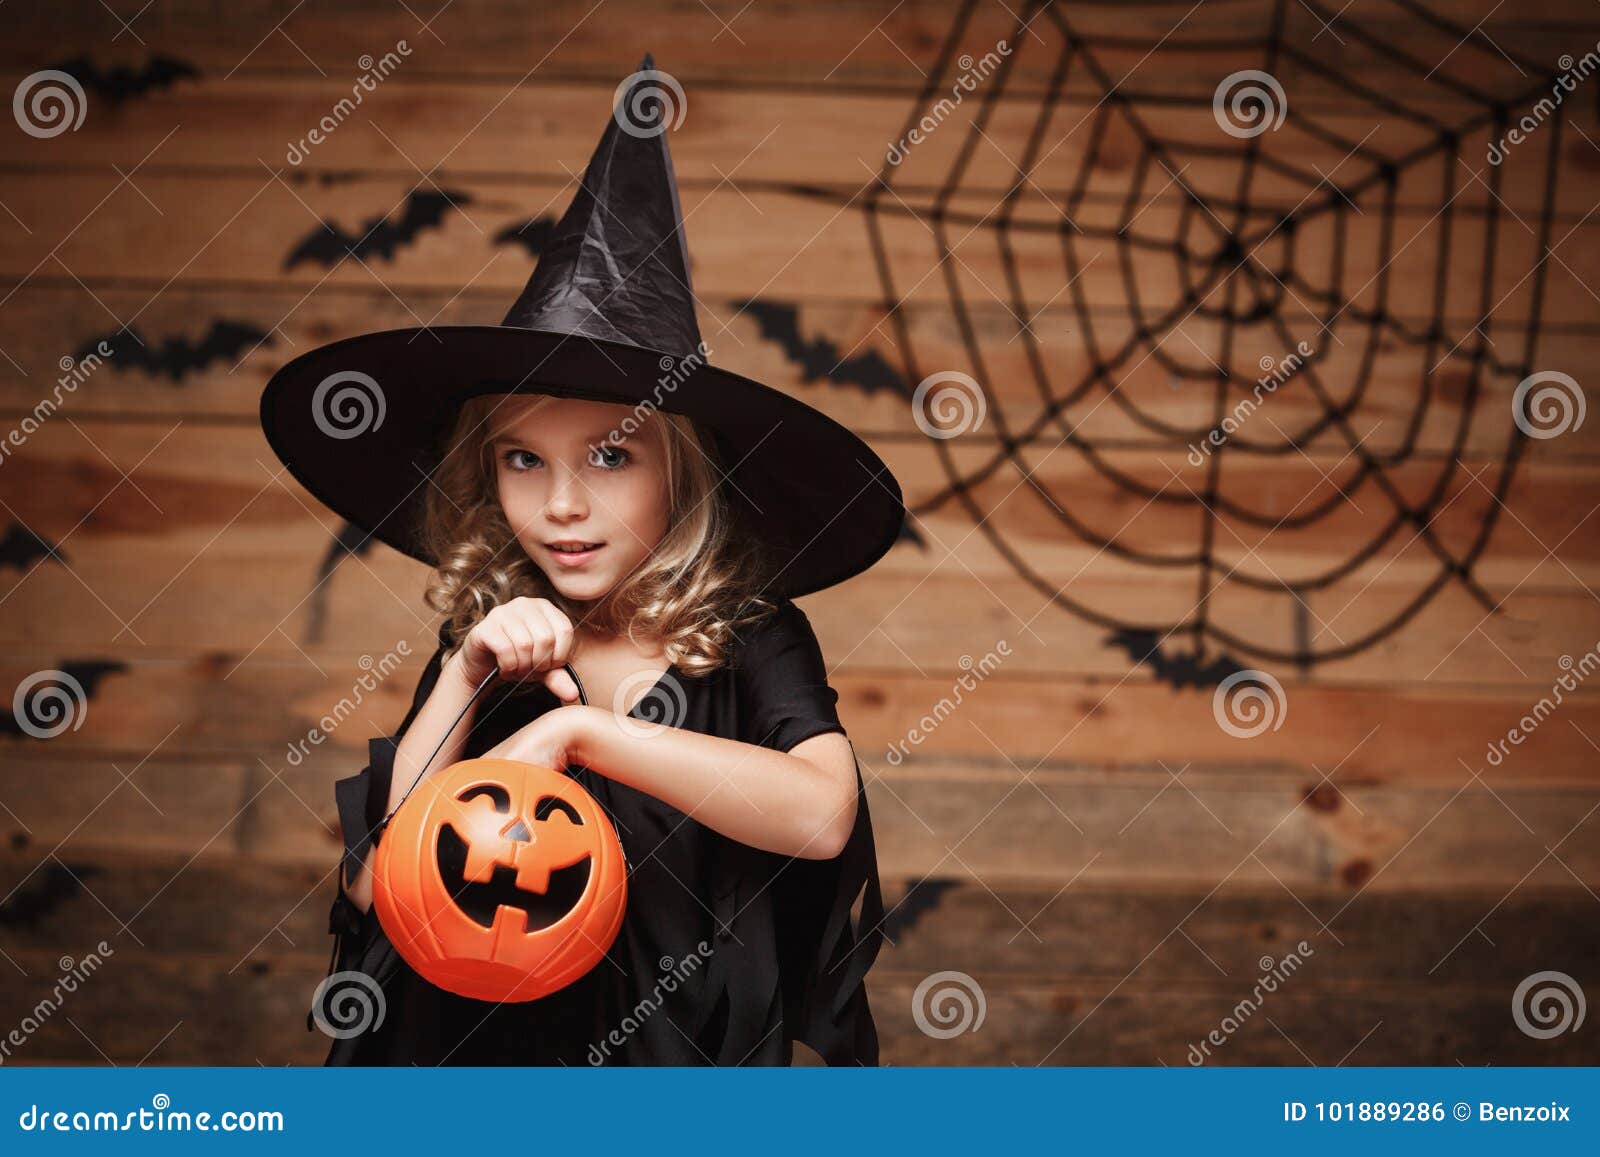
490 396 672 605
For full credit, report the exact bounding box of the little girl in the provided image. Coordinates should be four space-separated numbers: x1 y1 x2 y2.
260 57 905 1065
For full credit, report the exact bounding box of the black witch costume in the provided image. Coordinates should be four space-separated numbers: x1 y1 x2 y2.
259 55 904 1065
316 600 884 1065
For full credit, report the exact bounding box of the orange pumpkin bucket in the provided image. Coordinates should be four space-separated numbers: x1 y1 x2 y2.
372 757 628 1003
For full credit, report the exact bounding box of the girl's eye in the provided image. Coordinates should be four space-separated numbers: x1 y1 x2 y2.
502 449 541 471
588 443 630 471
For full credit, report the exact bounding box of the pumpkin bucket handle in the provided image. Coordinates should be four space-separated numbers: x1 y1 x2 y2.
379 661 588 834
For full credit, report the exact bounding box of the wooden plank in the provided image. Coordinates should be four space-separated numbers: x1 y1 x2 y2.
0 173 1588 324
2 539 1594 689
0 854 334 963
865 977 1600 1064
6 657 1600 786
2 74 1592 218
4 285 1596 462
875 879 1600 988
4 852 1592 988
836 673 1600 788
805 561 1600 688
2 843 1594 1065
1 421 1594 679
0 520 1595 688
0 757 332 865
0 951 286 1065
6 416 1589 598
0 948 1590 1065
1 756 1596 890
0 0 1588 104
903 446 1600 593
860 764 1600 890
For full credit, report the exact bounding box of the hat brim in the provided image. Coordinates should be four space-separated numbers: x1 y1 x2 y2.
259 325 904 599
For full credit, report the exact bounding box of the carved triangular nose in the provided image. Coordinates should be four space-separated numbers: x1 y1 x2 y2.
502 818 533 843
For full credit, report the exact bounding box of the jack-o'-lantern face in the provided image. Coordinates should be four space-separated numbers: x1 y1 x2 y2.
372 758 628 1004
436 783 594 931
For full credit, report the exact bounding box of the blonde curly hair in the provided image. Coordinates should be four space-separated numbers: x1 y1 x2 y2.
417 391 778 681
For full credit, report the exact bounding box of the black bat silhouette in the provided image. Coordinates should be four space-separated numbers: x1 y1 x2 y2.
288 171 361 188
304 522 376 645
896 516 924 550
2 660 126 738
437 786 592 931
77 320 272 382
735 298 909 398
0 523 62 572
1105 628 1250 691
881 875 960 941
493 215 557 258
51 55 199 105
0 862 102 929
283 189 470 270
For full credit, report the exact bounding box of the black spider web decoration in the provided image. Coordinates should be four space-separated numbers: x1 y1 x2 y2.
840 0 1573 678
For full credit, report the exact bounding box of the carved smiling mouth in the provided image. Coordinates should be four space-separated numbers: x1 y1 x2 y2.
435 815 593 931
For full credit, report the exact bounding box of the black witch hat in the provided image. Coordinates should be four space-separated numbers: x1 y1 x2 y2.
260 55 903 598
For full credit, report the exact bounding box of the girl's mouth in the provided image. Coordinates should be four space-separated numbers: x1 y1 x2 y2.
545 541 606 567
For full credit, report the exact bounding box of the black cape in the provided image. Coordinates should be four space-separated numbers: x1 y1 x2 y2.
310 599 885 1065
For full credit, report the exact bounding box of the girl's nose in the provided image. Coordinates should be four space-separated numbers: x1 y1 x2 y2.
544 466 589 520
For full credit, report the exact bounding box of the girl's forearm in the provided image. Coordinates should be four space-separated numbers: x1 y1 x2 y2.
516 706 857 860
345 651 481 912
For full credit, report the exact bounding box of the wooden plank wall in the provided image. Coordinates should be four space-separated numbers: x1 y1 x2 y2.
1 0 1598 1065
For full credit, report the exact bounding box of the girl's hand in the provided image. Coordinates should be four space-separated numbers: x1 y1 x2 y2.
483 705 598 770
455 597 581 703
